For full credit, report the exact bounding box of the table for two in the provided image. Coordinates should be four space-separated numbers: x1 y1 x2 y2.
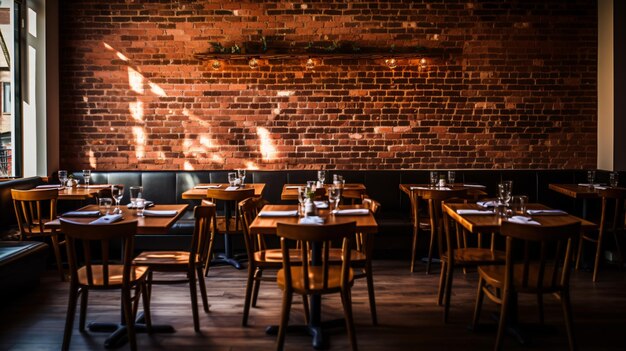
280 183 367 202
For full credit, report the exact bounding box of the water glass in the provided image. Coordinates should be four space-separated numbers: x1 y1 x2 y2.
430 171 438 187
447 171 456 185
98 198 112 215
317 170 326 184
237 169 246 186
587 170 595 187
498 181 513 207
328 186 341 211
610 172 619 188
58 170 68 186
306 180 316 192
333 174 344 188
130 186 143 207
111 185 124 213
82 169 91 188
511 195 528 216
297 187 307 215
135 198 146 217
228 172 237 187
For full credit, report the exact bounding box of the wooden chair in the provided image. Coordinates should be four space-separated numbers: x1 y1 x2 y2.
410 188 468 274
439 198 505 323
132 204 217 332
276 221 358 351
11 188 65 281
471 221 580 351
576 187 626 282
203 187 255 273
60 219 150 351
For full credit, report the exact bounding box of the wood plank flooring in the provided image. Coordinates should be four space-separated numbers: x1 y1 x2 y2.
0 260 625 350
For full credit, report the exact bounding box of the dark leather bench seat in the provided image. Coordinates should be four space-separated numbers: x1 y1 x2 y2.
0 241 48 296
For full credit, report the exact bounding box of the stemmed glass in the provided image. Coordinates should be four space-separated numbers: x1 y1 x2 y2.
328 186 341 211
317 170 326 185
297 187 307 216
111 185 124 214
587 170 596 188
82 170 91 188
237 169 246 186
58 170 68 186
498 181 513 211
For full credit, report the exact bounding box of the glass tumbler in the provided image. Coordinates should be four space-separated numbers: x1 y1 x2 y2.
587 170 596 187
130 186 143 208
511 195 528 216
610 172 619 188
228 172 237 187
447 171 456 185
430 171 438 187
58 170 68 186
99 198 112 215
135 198 146 217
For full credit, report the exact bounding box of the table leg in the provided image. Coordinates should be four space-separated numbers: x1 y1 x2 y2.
88 312 175 349
211 201 246 269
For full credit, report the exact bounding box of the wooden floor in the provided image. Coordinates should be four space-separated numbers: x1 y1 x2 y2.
1 260 625 351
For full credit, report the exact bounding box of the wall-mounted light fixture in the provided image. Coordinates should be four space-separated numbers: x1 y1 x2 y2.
211 60 221 70
419 58 427 69
248 58 259 69
305 58 315 70
385 58 398 70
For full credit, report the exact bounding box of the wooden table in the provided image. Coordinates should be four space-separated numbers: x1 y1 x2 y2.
399 183 488 199
46 204 188 235
249 204 377 349
548 183 603 218
280 183 366 201
41 184 112 200
181 183 265 199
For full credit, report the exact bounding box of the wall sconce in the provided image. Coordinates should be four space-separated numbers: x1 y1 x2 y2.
305 58 315 70
385 58 398 70
419 58 427 69
248 58 259 69
211 60 221 70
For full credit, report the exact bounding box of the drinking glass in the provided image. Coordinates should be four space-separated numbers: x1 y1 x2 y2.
447 171 456 185
511 195 528 216
328 186 341 211
228 172 237 187
498 181 513 208
111 185 124 213
610 172 619 188
317 170 326 184
333 174 344 187
587 170 595 187
98 198 112 215
306 180 316 192
58 170 68 186
82 169 91 188
430 171 438 188
297 187 307 216
129 186 143 208
237 169 246 186
135 198 146 217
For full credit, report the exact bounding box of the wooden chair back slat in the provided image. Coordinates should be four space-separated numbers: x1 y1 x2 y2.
205 188 255 202
82 240 94 286
191 204 217 268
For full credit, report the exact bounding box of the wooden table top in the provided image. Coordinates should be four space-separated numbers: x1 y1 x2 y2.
45 204 188 235
399 183 488 198
248 204 378 235
281 183 366 201
181 183 265 200
548 183 603 199
442 202 596 234
53 184 113 200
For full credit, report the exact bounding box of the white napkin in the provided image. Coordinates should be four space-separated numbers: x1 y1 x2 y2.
456 209 494 215
143 210 178 217
507 216 540 226
36 184 65 189
89 214 123 224
332 209 370 216
577 183 602 187
63 210 101 217
285 186 301 189
314 201 329 209
438 187 452 191
225 186 239 191
477 200 498 208
463 184 486 188
526 209 567 216
194 185 221 189
410 186 430 190
258 210 299 217
78 184 110 188
299 216 325 225
594 186 608 190
127 201 154 209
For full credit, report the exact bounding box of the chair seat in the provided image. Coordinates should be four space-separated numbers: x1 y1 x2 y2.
133 251 199 267
442 248 505 266
478 264 565 293
77 265 148 287
328 248 367 263
254 249 302 265
277 266 354 293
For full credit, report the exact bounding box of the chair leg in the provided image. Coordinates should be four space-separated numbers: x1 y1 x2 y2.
252 268 263 307
426 227 436 274
537 294 545 324
122 286 137 351
204 236 215 277
443 260 454 323
575 235 584 270
51 234 65 281
561 291 577 351
592 232 604 282
341 288 358 351
189 268 200 332
494 290 510 351
437 261 446 306
301 295 310 324
141 281 152 333
242 264 255 326
79 288 88 331
471 277 485 331
197 266 209 313
411 225 419 273
62 283 79 351
365 262 378 325
276 290 293 351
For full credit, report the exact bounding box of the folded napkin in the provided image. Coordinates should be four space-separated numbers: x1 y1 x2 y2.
507 216 540 226
438 187 452 191
332 209 370 216
463 184 487 188
314 201 329 209
194 185 221 189
63 210 101 217
89 214 123 224
477 200 498 208
410 186 431 190
225 186 239 191
526 209 568 216
456 209 494 215
285 186 301 189
258 210 299 217
577 183 603 187
127 201 154 209
36 184 65 189
78 184 110 188
143 210 178 217
594 186 608 190
299 216 325 225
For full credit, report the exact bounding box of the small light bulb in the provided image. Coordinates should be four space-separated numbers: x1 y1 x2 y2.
248 58 259 69
211 60 221 70
385 58 397 70
305 58 315 70
419 58 427 69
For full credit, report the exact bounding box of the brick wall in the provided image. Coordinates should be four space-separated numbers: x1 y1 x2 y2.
59 0 598 171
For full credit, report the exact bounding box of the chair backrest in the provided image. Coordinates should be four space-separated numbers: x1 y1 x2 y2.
11 188 58 236
598 188 626 238
60 218 138 288
362 197 381 215
499 220 580 293
205 188 255 202
190 203 217 268
239 197 265 258
277 221 356 293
